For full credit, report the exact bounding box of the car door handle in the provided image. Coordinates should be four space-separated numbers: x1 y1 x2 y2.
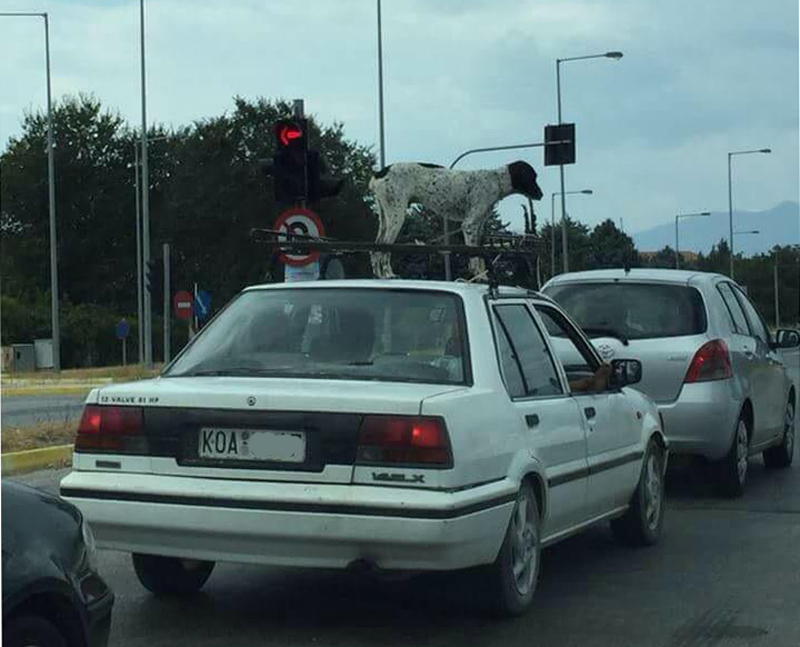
525 414 540 428
584 407 596 420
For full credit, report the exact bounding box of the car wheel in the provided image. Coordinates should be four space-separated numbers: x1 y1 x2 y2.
610 439 665 547
715 415 749 498
132 553 215 595
763 398 795 469
3 615 67 647
482 480 540 617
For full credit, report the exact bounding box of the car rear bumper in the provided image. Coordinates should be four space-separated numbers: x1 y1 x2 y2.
657 379 740 460
60 471 515 572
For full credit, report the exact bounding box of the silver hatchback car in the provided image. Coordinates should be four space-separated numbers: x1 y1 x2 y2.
542 269 800 497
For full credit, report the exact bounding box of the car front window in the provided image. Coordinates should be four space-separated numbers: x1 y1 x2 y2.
165 289 468 385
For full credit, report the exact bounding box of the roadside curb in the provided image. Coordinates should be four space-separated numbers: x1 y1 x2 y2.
1 445 73 476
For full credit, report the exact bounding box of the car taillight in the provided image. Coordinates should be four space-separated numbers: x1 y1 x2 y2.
684 340 732 383
75 405 146 453
356 415 452 467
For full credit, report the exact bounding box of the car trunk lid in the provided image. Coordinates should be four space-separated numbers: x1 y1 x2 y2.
83 377 461 483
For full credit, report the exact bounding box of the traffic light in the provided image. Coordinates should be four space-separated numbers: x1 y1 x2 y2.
307 150 344 202
544 123 576 166
273 119 308 202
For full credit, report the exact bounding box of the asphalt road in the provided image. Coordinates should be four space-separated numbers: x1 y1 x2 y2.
11 394 800 647
5 349 799 647
0 393 86 429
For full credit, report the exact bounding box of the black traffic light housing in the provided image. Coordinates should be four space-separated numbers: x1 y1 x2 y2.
273 119 308 202
308 150 345 202
544 123 576 166
145 257 164 305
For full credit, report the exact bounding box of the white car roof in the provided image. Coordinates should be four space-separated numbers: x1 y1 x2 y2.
242 279 537 298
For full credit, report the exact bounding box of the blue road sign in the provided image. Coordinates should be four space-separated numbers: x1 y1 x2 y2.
195 290 212 321
115 318 131 340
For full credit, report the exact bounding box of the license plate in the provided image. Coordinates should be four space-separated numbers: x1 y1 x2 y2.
198 428 306 463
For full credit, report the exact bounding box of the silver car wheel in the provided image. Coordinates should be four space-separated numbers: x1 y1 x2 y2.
510 489 538 597
785 401 795 458
644 454 662 531
736 420 748 484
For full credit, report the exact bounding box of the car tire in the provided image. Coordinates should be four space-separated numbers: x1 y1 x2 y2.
763 398 795 469
610 439 665 547
715 415 749 498
481 480 540 617
3 615 67 647
132 553 215 595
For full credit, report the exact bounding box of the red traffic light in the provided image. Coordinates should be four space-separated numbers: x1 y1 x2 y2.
279 125 303 147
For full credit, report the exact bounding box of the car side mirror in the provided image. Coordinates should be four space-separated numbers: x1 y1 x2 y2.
776 329 800 349
609 359 642 388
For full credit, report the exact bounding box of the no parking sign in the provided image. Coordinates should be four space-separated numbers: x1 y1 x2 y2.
274 207 326 267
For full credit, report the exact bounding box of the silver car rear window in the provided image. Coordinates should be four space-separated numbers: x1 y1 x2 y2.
544 282 708 340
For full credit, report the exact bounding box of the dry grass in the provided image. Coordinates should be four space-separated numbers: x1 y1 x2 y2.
2 364 162 383
1 420 76 453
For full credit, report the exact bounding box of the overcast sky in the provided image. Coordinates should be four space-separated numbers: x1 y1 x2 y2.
1 0 798 236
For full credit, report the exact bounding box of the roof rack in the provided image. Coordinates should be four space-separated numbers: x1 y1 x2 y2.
250 228 544 292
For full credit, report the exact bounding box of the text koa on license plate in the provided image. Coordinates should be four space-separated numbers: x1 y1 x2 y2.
198 428 306 463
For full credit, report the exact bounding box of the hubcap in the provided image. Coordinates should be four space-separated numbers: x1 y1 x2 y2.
644 453 662 530
736 421 748 484
785 402 795 457
510 491 538 596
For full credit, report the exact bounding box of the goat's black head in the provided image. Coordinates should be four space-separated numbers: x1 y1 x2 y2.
508 161 543 200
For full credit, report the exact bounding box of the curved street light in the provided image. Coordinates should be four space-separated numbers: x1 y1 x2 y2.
675 211 711 269
728 148 771 279
556 51 623 273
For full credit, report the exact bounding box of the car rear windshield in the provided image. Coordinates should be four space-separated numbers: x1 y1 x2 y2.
544 282 707 340
165 288 468 385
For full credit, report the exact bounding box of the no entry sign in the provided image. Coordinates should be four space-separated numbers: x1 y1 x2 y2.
274 207 326 267
173 290 194 320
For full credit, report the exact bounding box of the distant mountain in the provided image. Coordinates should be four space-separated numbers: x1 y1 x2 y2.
632 201 800 256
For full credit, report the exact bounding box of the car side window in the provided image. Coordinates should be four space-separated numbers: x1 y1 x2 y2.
716 283 749 335
494 305 563 398
731 286 770 345
494 319 526 398
535 305 600 383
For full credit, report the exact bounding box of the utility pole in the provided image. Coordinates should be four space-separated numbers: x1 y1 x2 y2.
139 0 153 368
774 256 780 328
163 243 171 364
134 144 143 363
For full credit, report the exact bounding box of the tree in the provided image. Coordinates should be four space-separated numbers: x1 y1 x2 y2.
539 216 592 281
587 219 640 269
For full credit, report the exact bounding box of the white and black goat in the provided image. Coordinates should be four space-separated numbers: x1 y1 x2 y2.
369 161 543 278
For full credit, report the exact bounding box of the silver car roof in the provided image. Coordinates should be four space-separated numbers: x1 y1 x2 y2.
542 268 728 288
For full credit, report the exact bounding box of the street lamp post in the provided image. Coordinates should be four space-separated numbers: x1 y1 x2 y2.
552 190 592 276
728 148 771 279
139 0 154 368
556 51 622 273
674 211 710 269
376 0 386 170
0 12 60 371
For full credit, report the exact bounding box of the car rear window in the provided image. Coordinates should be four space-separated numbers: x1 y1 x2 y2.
165 289 468 385
544 282 707 340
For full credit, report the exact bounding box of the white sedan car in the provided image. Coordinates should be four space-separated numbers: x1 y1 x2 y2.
61 280 667 616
